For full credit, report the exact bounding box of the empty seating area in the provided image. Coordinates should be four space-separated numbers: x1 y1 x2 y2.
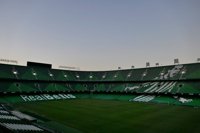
0 62 199 96
0 63 199 81
0 104 50 133
0 123 43 132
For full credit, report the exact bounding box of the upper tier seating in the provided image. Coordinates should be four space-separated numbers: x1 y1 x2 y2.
0 62 199 95
0 63 199 81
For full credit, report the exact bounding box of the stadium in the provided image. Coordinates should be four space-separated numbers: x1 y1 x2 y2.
1 0 200 133
0 61 200 133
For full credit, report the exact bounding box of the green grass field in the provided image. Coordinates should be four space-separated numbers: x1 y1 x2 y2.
14 99 200 133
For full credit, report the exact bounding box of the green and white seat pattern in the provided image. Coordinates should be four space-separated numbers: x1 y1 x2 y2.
0 104 48 132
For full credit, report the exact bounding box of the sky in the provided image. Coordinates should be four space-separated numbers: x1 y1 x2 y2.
0 0 200 70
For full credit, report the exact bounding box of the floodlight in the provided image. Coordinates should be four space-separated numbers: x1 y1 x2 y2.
13 71 18 75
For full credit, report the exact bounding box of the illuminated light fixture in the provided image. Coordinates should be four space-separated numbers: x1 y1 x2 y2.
49 73 53 77
114 75 117 78
64 74 67 77
89 75 93 79
143 73 146 76
102 75 106 78
181 71 186 74
13 71 18 75
76 75 80 78
32 72 37 76
160 72 164 76
127 74 131 77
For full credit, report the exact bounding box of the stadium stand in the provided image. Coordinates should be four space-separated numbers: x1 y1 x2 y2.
0 61 199 105
0 104 51 133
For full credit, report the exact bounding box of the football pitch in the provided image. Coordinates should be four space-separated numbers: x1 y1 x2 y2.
14 99 200 133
